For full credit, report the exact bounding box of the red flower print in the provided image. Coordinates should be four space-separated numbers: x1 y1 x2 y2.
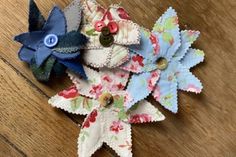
116 83 125 90
89 84 103 98
132 55 144 67
58 85 79 99
82 110 98 129
129 114 152 124
117 8 131 20
110 121 124 134
147 71 159 91
150 33 160 55
102 75 113 83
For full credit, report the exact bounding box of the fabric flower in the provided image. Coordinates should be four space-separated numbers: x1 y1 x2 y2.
14 0 88 82
81 0 141 68
49 66 165 157
122 7 205 113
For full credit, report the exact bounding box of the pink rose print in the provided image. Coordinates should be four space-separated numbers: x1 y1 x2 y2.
117 7 131 20
129 114 152 123
132 55 144 67
58 85 79 99
110 121 124 134
186 84 201 93
89 84 103 98
82 110 98 129
153 86 161 101
150 33 160 55
116 71 129 79
102 75 113 83
147 71 160 91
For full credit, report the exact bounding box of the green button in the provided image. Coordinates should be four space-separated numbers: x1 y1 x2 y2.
101 27 110 36
99 34 114 47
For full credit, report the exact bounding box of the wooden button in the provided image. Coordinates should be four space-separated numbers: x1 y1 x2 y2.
99 93 114 107
156 57 168 70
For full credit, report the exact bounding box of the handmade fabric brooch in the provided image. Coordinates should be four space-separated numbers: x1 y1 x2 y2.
14 0 88 81
81 0 141 68
122 7 205 113
49 67 165 157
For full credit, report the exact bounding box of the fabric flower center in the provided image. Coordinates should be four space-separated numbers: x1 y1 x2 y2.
156 57 168 70
99 93 114 107
44 34 58 48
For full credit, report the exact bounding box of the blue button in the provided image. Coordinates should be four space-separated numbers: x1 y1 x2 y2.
44 34 58 48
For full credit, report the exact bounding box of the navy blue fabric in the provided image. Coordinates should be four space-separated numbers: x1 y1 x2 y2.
59 59 87 79
35 45 52 67
14 31 45 50
52 51 80 60
29 0 45 32
43 6 66 35
18 46 35 63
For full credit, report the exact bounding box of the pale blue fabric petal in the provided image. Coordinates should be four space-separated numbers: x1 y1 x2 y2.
14 31 45 50
177 64 203 93
126 70 160 109
152 61 179 113
35 46 52 67
181 48 205 69
174 30 200 61
52 51 80 60
152 7 181 62
18 46 35 63
43 6 66 35
129 28 157 61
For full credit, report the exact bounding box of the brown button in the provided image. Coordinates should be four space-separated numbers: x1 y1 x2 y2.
156 57 168 70
101 26 111 36
99 34 114 47
99 93 114 107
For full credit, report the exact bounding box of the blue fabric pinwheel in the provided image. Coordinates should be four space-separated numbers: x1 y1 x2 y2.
122 7 205 113
14 0 88 82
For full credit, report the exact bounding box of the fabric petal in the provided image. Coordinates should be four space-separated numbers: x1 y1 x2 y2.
14 31 45 50
107 45 129 68
109 4 131 21
126 70 160 109
152 7 181 61
104 107 132 157
82 0 104 26
68 66 129 98
82 48 111 68
81 24 102 49
128 100 165 124
181 48 205 69
68 66 102 99
52 51 80 60
121 53 157 73
129 28 157 60
53 31 88 53
114 20 140 45
64 0 82 32
43 6 66 35
78 109 104 157
18 46 35 63
35 45 52 67
59 59 87 79
29 0 45 31
100 68 130 92
30 57 55 82
153 68 178 113
177 64 203 93
48 86 99 115
174 30 200 61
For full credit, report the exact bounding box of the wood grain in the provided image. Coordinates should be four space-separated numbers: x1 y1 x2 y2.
0 0 236 157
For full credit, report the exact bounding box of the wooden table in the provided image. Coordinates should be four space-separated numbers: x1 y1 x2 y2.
0 0 235 156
